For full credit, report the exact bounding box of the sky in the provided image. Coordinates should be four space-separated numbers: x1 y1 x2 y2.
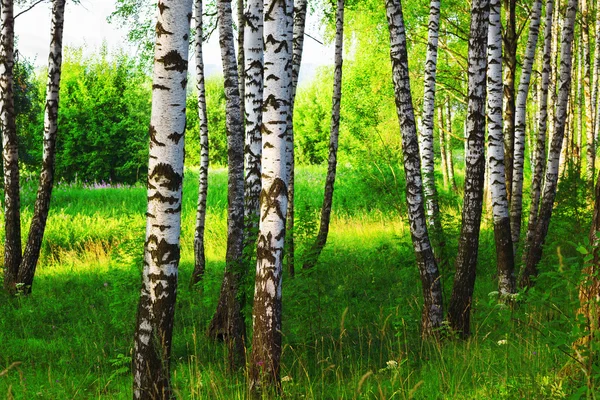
15 0 333 82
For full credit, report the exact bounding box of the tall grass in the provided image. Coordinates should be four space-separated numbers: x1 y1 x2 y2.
0 165 594 398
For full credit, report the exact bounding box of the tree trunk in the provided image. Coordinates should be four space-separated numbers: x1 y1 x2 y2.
502 0 517 202
447 0 489 338
248 0 292 391
418 0 445 262
16 0 66 294
1 0 21 293
593 2 600 146
446 101 458 192
132 0 192 396
577 35 583 175
208 0 247 369
237 0 245 119
487 0 515 296
191 0 210 287
510 0 542 251
524 0 554 261
439 105 449 189
242 0 264 273
582 0 594 188
521 0 577 288
385 0 444 337
285 0 308 277
302 0 344 271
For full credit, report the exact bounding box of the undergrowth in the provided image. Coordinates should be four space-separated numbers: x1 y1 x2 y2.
0 165 597 399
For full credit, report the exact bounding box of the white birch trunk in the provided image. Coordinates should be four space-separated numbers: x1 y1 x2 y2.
510 0 542 249
385 0 444 337
17 0 67 293
191 0 210 286
249 0 292 390
487 0 515 296
132 0 192 396
419 0 445 260
1 0 21 293
448 0 489 337
522 0 577 287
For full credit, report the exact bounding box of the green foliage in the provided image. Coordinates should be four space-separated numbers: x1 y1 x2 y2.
54 47 151 184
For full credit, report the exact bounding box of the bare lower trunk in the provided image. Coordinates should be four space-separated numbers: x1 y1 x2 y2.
487 0 515 296
248 0 292 392
17 0 66 294
209 0 247 369
524 0 554 266
510 0 542 251
386 0 444 337
191 0 210 286
302 0 344 271
285 0 308 277
447 0 489 337
132 0 192 396
1 0 21 293
521 0 577 288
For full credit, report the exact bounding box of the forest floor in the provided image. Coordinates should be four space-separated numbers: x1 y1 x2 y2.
0 165 596 399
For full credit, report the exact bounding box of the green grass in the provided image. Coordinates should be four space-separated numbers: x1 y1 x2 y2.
0 165 596 399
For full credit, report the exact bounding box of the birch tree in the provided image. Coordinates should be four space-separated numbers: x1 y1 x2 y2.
447 0 489 337
502 0 517 200
446 101 458 192
582 0 594 187
191 0 210 286
385 0 443 337
2 0 21 293
208 0 246 368
521 0 577 288
487 0 515 296
132 0 193 396
285 0 308 276
303 0 344 271
248 0 292 391
524 0 554 263
419 0 445 261
242 0 264 272
509 0 542 250
17 0 67 293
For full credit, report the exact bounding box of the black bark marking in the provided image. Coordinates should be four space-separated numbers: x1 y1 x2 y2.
158 2 169 15
149 125 166 147
153 84 170 91
145 235 181 266
167 131 184 144
259 178 288 222
156 21 173 37
157 50 188 73
149 163 183 191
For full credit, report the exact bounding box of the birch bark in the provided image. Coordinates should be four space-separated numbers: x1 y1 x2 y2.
1 0 21 293
132 0 192 396
248 0 292 390
487 0 515 296
17 0 67 293
191 0 210 286
419 0 445 261
447 0 489 337
303 0 344 271
521 0 577 288
208 0 247 368
510 0 542 249
385 0 444 337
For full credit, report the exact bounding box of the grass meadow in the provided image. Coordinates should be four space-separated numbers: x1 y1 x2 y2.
0 165 596 399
